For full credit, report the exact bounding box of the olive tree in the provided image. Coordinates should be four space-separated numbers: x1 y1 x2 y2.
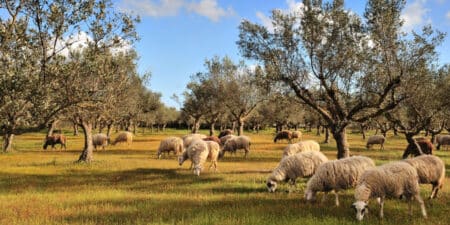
238 0 443 158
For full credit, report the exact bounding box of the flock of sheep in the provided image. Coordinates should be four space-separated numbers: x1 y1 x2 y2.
156 129 448 221
42 128 449 221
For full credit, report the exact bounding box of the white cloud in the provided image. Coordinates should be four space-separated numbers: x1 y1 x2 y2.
119 0 184 17
187 0 235 22
118 0 234 22
401 0 431 30
446 11 450 20
256 11 274 32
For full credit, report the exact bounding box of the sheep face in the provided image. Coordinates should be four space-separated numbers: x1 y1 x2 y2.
352 201 369 221
304 190 316 202
266 180 278 193
178 156 185 166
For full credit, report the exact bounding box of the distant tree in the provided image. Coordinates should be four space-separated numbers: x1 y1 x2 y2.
238 0 444 158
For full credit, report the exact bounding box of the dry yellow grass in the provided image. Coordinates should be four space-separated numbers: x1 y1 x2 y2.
0 129 449 225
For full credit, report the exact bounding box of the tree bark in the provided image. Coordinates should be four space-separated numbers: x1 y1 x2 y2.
332 127 350 159
46 120 58 137
192 117 200 134
2 133 14 152
209 122 216 136
237 118 244 136
78 121 94 163
324 127 330 144
73 122 79 136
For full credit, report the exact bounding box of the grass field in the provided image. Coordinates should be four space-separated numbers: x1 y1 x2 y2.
1 129 449 225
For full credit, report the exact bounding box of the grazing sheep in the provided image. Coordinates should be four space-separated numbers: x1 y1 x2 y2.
112 131 133 146
436 134 450 150
178 139 209 176
205 141 220 171
219 135 251 158
92 133 109 151
218 129 233 138
402 139 433 159
182 133 207 149
352 161 427 221
305 156 376 206
219 134 236 146
282 140 320 159
266 151 328 193
366 135 386 150
157 136 184 159
203 136 221 145
274 130 293 143
291 131 302 141
404 155 445 199
43 134 67 150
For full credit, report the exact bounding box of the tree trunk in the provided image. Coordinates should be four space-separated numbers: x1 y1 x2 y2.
237 118 244 136
331 127 350 159
316 124 321 136
192 117 200 134
106 123 113 137
78 121 94 163
2 132 14 152
393 126 398 136
324 127 330 144
46 120 58 137
73 122 79 136
360 124 366 140
209 122 216 136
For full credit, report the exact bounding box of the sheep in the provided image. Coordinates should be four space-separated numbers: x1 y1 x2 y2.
282 140 320 159
178 139 209 176
111 131 133 146
43 134 67 150
219 135 251 158
436 134 450 150
205 140 220 171
402 139 433 159
366 135 386 150
203 136 221 145
219 134 236 146
92 133 109 151
403 155 445 199
182 133 207 150
274 130 293 143
266 151 328 193
291 131 302 141
352 161 427 221
157 136 184 159
218 129 233 138
304 156 376 206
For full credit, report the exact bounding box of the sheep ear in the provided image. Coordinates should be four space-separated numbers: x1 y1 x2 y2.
351 203 356 209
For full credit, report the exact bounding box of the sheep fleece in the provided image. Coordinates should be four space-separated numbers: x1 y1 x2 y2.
268 151 328 182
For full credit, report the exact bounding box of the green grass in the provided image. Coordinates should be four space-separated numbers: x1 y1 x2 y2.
0 129 449 225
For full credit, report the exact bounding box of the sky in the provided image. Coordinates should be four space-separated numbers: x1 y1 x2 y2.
116 0 450 109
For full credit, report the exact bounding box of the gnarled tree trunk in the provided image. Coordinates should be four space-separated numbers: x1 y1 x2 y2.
237 118 244 136
331 127 350 159
2 132 14 152
78 121 94 163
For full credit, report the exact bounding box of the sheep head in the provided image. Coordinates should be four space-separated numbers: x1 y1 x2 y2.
266 180 277 193
352 201 369 221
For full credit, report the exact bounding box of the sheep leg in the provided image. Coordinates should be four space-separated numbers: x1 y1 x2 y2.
287 179 296 193
334 191 339 207
415 194 427 218
430 183 439 199
378 197 384 219
321 192 327 203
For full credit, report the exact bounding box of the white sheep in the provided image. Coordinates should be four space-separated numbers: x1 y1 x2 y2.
219 134 236 146
404 154 445 199
352 161 427 221
436 134 450 150
92 133 109 150
219 135 251 158
366 135 386 150
305 156 376 206
157 136 184 159
282 140 320 159
205 140 220 171
182 133 207 150
292 131 302 141
266 151 328 193
112 131 133 146
178 139 209 176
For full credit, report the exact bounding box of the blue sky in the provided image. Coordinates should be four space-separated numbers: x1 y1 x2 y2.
116 0 450 109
